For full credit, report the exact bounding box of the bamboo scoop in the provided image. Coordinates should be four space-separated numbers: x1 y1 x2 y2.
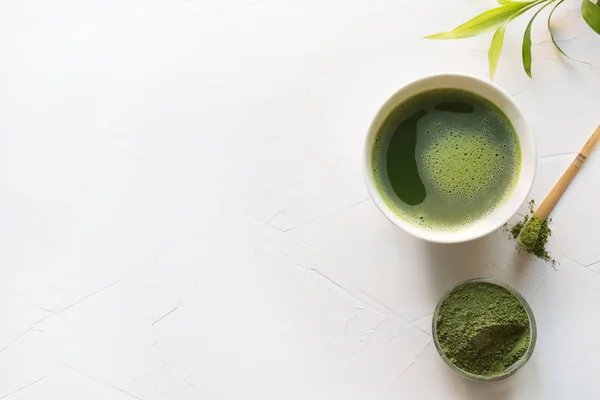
518 125 600 251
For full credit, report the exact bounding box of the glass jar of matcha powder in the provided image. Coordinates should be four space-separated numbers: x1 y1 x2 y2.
432 278 537 381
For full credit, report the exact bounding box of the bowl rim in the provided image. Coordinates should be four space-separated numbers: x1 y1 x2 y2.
363 73 537 243
431 278 538 382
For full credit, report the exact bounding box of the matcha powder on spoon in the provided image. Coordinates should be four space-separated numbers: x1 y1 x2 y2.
435 282 531 376
505 200 556 266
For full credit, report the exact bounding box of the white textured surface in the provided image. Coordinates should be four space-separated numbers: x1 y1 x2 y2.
1 0 600 399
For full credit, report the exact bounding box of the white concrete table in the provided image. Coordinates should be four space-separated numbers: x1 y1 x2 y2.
2 0 600 398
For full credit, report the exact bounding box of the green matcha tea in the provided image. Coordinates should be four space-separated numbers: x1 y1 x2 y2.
372 88 521 230
434 281 533 377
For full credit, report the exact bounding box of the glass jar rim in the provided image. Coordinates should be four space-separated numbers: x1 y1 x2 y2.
432 277 537 382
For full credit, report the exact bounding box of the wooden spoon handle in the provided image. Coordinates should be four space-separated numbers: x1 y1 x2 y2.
535 125 600 220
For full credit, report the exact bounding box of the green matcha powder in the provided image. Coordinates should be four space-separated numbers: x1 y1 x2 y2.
517 216 543 250
435 282 531 376
506 200 556 266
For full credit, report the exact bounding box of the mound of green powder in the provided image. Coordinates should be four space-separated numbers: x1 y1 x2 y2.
505 200 556 266
518 216 543 250
435 282 531 376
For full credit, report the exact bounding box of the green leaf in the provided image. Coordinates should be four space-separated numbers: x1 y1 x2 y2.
426 2 530 39
523 1 556 78
497 0 534 4
582 0 600 34
486 0 546 79
548 0 592 64
548 0 570 58
489 25 507 79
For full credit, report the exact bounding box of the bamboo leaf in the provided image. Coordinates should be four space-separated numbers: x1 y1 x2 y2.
523 1 556 78
498 0 534 4
548 0 592 64
582 0 600 34
486 0 546 79
426 2 530 39
548 0 570 57
489 25 507 79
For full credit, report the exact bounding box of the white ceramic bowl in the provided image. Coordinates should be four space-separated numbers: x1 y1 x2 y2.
363 74 536 243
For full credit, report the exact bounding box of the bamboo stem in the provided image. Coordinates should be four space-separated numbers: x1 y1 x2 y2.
535 125 600 220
